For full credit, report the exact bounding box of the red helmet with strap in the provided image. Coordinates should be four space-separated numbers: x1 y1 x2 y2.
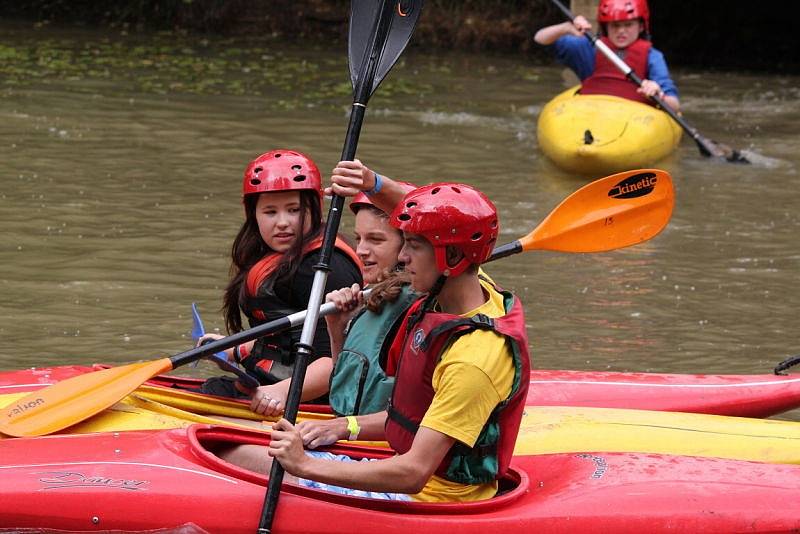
243 150 322 200
390 183 499 277
349 181 417 214
597 0 650 35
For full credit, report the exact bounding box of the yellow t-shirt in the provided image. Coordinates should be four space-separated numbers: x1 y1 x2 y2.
411 279 515 502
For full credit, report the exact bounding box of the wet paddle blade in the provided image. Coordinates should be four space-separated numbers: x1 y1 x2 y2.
694 134 750 163
0 358 174 437
519 169 674 253
348 0 423 94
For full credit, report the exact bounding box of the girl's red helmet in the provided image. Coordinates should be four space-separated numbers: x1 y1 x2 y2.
597 0 650 35
242 150 323 200
390 183 498 277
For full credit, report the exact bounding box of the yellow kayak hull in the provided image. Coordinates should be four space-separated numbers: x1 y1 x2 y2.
537 86 682 175
3 387 799 465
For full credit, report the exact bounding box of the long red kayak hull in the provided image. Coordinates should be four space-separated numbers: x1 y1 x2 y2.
0 424 798 533
3 364 800 417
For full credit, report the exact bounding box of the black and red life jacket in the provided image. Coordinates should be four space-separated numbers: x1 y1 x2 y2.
239 236 361 384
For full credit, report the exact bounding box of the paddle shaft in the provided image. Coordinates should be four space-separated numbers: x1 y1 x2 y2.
258 2 404 531
548 0 744 161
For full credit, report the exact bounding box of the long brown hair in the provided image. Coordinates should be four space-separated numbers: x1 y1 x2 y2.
222 189 323 333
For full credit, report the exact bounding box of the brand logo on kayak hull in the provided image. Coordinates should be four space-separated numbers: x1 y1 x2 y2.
608 172 658 199
5 397 45 418
576 453 608 479
38 471 150 491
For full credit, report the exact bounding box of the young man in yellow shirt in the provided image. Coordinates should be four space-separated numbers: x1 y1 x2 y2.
225 179 530 502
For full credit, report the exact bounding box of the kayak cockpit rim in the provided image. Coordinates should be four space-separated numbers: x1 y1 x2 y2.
188 424 530 514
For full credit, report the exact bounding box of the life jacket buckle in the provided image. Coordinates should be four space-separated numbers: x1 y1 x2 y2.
470 314 495 329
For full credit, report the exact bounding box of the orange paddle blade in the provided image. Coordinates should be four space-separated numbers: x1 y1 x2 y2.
519 169 674 253
0 358 175 437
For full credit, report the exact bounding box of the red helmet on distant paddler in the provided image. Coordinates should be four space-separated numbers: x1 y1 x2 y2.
597 0 650 36
243 150 323 201
349 181 417 214
390 183 498 277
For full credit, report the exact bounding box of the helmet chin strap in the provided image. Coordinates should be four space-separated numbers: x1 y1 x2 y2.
423 274 448 312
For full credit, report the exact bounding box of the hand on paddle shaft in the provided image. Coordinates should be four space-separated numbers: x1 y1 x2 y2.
547 0 750 164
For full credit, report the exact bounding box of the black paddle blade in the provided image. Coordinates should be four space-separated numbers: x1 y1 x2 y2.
694 133 750 164
349 0 424 95
774 354 800 376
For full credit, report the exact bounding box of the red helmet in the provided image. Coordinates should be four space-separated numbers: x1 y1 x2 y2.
390 183 498 277
597 0 650 35
349 181 417 214
242 150 322 200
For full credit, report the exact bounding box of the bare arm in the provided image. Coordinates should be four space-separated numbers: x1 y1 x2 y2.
327 159 408 215
271 418 454 494
324 283 365 367
296 410 389 449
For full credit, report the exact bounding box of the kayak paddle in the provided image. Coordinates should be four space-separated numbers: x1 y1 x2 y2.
0 166 673 440
257 1 425 531
548 0 750 164
489 168 673 260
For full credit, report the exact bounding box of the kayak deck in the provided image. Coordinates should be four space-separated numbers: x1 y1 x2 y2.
537 86 682 175
3 364 800 418
1 425 798 533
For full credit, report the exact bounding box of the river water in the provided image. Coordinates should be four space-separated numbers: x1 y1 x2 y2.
1 24 799 416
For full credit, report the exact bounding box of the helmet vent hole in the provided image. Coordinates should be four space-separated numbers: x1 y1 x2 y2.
450 186 461 194
253 166 263 175
250 179 262 186
490 219 498 229
398 214 411 222
431 187 440 195
293 175 307 183
405 201 417 208
471 232 483 242
292 165 302 171
274 153 282 158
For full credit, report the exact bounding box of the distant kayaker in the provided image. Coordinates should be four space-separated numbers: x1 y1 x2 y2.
196 149 362 409
222 182 531 502
534 0 681 112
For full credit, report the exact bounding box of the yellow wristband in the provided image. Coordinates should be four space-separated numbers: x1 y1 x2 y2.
345 416 360 441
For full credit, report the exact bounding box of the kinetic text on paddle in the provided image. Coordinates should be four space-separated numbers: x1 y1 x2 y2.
607 173 658 199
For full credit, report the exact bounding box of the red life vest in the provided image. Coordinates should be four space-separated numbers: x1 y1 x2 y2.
581 37 653 105
239 236 362 382
384 287 530 485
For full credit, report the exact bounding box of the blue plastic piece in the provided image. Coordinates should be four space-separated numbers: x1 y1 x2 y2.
190 303 260 390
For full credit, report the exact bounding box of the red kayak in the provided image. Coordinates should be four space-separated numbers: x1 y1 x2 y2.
3 364 800 417
0 424 798 533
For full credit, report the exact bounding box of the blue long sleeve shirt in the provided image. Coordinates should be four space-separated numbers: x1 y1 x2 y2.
552 35 679 98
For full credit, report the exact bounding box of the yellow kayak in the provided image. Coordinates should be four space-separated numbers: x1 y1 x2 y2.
3 387 800 465
537 86 682 175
